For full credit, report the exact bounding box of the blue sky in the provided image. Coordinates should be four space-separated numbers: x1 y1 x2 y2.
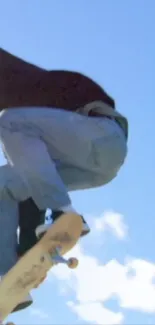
0 0 155 324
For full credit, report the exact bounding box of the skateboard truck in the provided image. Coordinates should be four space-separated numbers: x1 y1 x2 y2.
50 247 78 269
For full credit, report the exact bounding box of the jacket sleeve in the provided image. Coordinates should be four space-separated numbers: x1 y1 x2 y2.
0 48 50 109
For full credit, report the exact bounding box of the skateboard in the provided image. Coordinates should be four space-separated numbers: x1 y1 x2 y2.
0 212 83 323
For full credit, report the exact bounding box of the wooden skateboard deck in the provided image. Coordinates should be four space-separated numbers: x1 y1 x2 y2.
0 212 83 322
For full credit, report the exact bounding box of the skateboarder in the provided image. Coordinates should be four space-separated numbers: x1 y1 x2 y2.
0 48 128 312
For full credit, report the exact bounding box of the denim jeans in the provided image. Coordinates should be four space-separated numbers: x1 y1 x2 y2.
0 107 127 274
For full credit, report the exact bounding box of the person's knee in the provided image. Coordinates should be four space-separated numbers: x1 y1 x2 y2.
94 138 127 187
111 136 127 173
91 172 115 188
99 132 127 176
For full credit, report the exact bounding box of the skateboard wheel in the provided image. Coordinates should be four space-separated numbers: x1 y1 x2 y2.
67 257 78 269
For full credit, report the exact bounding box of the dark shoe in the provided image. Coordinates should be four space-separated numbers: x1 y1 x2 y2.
17 198 46 257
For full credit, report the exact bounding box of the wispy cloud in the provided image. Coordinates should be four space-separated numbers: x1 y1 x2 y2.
94 210 128 239
48 210 155 324
67 300 124 325
51 247 155 323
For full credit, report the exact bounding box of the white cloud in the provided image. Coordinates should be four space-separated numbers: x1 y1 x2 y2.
49 244 155 324
49 245 125 324
46 210 155 324
68 301 124 325
50 245 126 303
94 210 128 239
119 259 155 312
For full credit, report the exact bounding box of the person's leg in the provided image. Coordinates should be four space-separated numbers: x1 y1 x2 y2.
0 108 127 237
0 165 33 311
0 110 89 244
0 165 18 275
0 162 46 256
0 109 74 213
0 114 84 251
